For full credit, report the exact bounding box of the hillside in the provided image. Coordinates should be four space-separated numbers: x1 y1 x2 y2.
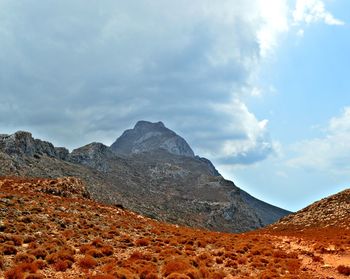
271 188 350 230
0 122 290 233
0 177 349 278
266 188 350 278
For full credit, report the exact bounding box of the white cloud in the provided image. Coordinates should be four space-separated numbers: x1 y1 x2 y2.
0 0 290 164
288 107 350 173
293 0 345 26
297 29 305 37
256 0 289 57
190 99 276 165
0 0 344 165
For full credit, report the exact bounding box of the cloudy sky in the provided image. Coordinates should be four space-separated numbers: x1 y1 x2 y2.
0 0 348 211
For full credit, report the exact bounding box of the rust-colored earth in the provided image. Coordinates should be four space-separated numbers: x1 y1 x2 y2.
0 177 349 278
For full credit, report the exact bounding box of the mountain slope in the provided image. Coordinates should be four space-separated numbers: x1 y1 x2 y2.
0 122 290 232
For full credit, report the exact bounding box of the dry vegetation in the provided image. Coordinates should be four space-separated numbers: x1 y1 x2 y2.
0 177 349 278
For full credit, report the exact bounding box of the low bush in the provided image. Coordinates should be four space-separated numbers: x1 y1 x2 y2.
162 258 192 277
337 265 350 276
78 255 98 269
14 253 36 263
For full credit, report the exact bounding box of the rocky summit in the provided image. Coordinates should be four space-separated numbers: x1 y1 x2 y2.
0 121 290 232
110 121 195 157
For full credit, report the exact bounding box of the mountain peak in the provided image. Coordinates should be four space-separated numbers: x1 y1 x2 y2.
110 120 195 157
134 120 165 130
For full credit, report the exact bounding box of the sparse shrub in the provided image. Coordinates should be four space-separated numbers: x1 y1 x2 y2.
4 267 24 279
34 260 46 270
53 260 72 272
196 240 206 248
29 248 47 259
337 265 350 276
14 253 36 263
91 238 104 248
237 256 247 264
101 261 117 273
135 238 150 247
312 255 323 263
162 258 192 277
101 245 114 256
272 250 288 259
87 248 104 258
24 275 44 279
284 259 301 273
2 244 17 255
166 273 189 279
16 262 38 273
112 267 135 278
5 262 39 279
88 275 115 279
80 244 94 254
10 235 23 246
78 255 97 269
45 247 75 264
210 270 227 279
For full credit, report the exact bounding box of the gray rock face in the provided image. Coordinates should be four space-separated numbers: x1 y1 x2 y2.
110 121 195 158
68 142 115 172
0 131 62 158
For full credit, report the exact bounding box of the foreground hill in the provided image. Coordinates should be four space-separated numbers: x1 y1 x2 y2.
271 188 350 230
266 188 350 278
0 177 349 278
0 121 290 232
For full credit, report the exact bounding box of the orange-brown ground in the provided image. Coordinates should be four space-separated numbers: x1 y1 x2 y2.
0 177 349 278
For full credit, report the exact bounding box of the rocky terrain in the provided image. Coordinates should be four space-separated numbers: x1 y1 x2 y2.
271 188 350 230
0 177 349 278
265 188 350 278
0 121 290 232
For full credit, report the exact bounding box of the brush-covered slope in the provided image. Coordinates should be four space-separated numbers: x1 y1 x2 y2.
0 177 314 279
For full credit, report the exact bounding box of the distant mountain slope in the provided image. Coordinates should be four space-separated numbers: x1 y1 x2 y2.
0 121 290 232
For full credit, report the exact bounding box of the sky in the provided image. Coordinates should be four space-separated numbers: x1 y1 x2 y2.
0 0 349 211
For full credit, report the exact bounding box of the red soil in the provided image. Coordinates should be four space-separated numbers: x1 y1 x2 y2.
0 177 349 278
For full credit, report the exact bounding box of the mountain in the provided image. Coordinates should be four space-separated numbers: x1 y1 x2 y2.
0 121 290 232
110 121 195 157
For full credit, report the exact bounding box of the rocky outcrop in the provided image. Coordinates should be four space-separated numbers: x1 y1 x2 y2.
0 131 67 160
110 121 195 157
68 142 115 172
